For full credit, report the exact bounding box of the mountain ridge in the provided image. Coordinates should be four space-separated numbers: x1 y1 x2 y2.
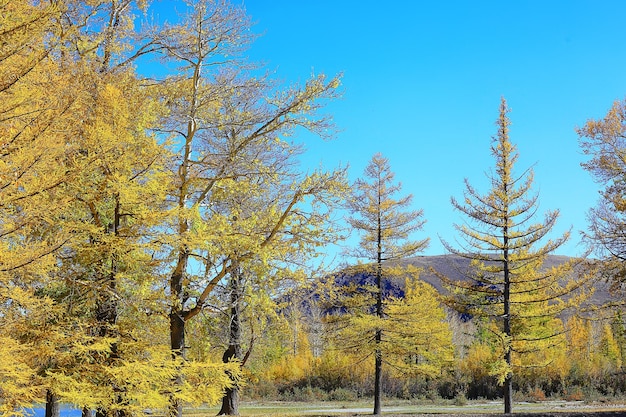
331 254 610 307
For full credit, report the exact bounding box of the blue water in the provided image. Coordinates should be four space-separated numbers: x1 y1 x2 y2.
27 407 84 417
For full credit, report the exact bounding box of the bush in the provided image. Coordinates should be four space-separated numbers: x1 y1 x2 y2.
437 375 466 400
563 387 584 401
328 388 358 401
283 385 327 402
453 393 467 406
242 378 279 400
527 387 547 402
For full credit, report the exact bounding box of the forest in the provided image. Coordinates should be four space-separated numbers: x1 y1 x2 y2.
3 0 626 416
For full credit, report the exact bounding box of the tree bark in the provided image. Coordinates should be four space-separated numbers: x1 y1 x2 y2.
503 223 512 414
94 197 125 417
373 214 383 416
169 306 186 417
218 264 242 416
168 238 189 417
45 390 59 417
373 335 382 415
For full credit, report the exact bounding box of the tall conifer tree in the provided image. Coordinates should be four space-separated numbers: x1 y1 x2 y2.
345 153 429 415
439 98 591 414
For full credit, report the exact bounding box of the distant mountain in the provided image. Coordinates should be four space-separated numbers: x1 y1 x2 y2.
395 253 574 291
330 254 612 308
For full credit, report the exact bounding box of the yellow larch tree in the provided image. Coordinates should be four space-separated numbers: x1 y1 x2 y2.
384 273 455 378
339 152 431 415
0 2 88 414
578 99 626 296
439 98 593 414
155 2 345 416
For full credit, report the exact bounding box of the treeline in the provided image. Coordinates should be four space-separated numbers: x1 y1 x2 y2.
243 298 626 404
3 0 626 416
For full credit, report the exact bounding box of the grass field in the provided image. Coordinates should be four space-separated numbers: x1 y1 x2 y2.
184 399 626 416
28 399 626 416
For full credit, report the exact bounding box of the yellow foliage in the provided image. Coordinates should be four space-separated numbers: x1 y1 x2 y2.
267 331 315 383
460 342 498 380
599 322 622 369
0 336 40 417
384 276 455 377
331 268 455 380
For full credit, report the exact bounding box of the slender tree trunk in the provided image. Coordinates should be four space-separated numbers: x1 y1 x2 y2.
503 227 512 414
373 334 382 415
169 104 193 417
169 306 185 417
218 263 242 416
45 390 59 417
503 285 513 413
95 197 124 417
373 211 383 416
169 251 187 417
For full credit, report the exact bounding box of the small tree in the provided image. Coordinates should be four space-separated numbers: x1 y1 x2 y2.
439 98 591 414
384 274 455 377
345 153 429 415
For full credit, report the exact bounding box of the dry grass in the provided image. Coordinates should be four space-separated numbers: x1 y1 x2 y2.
182 399 626 416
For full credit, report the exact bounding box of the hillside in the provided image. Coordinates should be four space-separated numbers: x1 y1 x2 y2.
331 254 611 308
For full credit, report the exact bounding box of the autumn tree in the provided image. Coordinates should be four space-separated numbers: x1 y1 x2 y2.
194 72 344 411
1 1 226 415
156 1 345 415
382 274 455 377
1 1 345 415
344 152 429 415
439 98 591 413
21 2 184 415
578 98 626 291
0 2 87 413
45 68 178 417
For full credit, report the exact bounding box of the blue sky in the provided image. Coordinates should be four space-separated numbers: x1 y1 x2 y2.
233 0 626 258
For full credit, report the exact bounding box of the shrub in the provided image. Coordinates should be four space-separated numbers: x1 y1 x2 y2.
328 388 358 401
563 387 584 401
286 385 327 402
527 387 547 402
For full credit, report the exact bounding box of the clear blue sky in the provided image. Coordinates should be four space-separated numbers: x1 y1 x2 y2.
235 0 626 258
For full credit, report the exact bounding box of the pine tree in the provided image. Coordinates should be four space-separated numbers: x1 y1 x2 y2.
439 98 592 414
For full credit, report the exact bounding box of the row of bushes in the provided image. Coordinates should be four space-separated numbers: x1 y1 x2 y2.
243 368 626 403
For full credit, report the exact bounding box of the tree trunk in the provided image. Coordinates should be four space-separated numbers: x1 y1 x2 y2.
373 336 382 415
169 307 186 417
373 204 383 415
503 229 512 414
94 198 124 417
169 244 189 417
218 368 240 416
45 390 59 417
218 264 242 416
